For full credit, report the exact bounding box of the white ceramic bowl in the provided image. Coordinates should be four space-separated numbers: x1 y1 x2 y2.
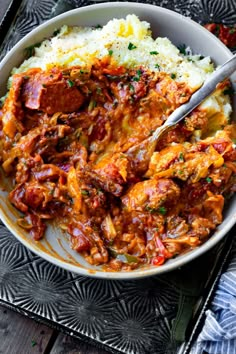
0 2 235 279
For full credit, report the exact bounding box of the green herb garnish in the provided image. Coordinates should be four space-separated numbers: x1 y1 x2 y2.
53 29 60 36
178 44 187 55
128 42 137 50
206 177 212 183
108 49 113 56
24 42 42 58
179 152 184 162
129 84 135 92
171 73 176 79
133 69 142 82
155 63 160 69
158 206 167 215
81 189 89 196
145 206 167 215
67 80 75 88
150 51 159 55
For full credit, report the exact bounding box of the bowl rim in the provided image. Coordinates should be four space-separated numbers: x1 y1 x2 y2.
0 1 235 279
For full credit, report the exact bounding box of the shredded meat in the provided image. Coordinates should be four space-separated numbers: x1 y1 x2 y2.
0 58 235 270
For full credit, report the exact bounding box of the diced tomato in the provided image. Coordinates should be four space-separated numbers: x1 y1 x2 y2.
71 234 91 252
152 255 165 266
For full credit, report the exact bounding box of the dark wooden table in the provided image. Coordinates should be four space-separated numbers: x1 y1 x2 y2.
0 1 110 353
0 305 111 354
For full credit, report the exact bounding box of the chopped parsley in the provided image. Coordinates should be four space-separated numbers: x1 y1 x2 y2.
145 206 167 215
129 83 135 92
128 42 137 50
150 51 159 55
170 73 176 79
133 69 142 82
179 152 184 162
178 44 187 55
155 63 160 69
108 49 113 56
206 177 212 183
42 84 47 88
53 29 60 36
158 206 167 215
67 79 75 88
24 42 42 58
81 189 89 196
95 24 102 29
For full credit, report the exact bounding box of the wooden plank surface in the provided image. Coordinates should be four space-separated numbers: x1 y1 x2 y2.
0 305 55 354
50 333 111 354
0 304 111 354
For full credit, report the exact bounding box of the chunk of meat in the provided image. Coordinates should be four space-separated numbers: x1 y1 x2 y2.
121 178 180 212
25 212 46 240
2 75 25 138
22 69 84 114
34 164 65 182
9 184 28 212
146 144 224 183
69 224 91 252
146 143 189 177
9 181 55 212
84 168 123 197
68 220 108 265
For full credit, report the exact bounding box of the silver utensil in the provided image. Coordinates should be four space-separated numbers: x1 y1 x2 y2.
127 54 236 171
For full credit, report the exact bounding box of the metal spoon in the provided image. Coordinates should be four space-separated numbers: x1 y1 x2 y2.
127 54 236 172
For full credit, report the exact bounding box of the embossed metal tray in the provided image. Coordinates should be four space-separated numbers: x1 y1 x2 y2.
0 1 235 353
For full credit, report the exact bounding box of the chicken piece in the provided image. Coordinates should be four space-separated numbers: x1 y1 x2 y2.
1 75 25 138
68 220 108 265
121 178 180 212
86 152 130 196
145 143 189 177
146 143 224 183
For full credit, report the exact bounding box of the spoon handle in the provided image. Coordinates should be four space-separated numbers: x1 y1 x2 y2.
152 54 236 141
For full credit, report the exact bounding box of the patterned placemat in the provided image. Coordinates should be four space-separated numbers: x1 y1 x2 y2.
0 1 235 353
